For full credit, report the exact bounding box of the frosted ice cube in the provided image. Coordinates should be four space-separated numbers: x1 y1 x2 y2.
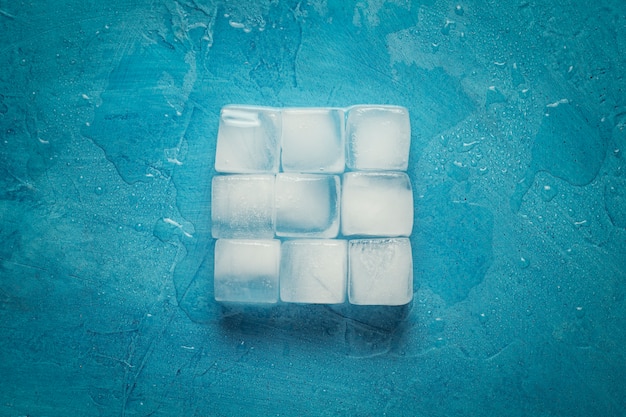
341 172 413 237
211 174 275 238
346 105 410 171
281 108 345 173
215 106 281 173
280 239 347 304
214 239 280 303
348 238 413 305
275 174 340 238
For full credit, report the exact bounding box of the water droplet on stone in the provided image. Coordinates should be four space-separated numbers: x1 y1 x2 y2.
518 256 530 269
575 306 585 319
604 177 626 228
541 183 558 202
511 62 525 87
447 160 470 182
485 86 506 108
441 19 455 35
429 317 446 333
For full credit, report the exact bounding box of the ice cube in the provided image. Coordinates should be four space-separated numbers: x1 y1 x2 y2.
274 173 340 238
346 105 410 171
279 239 347 304
348 238 413 305
281 108 345 173
215 106 281 173
214 239 280 303
211 174 275 238
341 172 413 237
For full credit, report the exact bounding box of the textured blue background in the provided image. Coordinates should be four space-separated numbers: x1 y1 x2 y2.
1 0 625 416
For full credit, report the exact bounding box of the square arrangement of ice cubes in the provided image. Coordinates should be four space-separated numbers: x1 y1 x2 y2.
212 105 414 306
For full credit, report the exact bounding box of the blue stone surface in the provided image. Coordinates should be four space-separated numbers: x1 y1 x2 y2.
1 0 625 416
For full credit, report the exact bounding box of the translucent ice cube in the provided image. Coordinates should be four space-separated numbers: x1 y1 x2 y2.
346 105 410 171
348 238 413 306
275 174 340 238
281 108 345 173
280 239 347 304
211 174 275 238
341 172 413 237
215 106 281 173
214 239 280 303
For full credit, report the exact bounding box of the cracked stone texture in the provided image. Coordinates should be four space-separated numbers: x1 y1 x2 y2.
1 0 625 416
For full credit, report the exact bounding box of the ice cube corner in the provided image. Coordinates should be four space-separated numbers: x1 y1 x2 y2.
212 105 414 306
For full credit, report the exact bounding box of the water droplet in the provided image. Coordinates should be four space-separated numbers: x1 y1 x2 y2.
478 312 488 324
458 140 479 152
519 88 530 99
229 20 245 29
485 86 506 108
441 19 455 35
575 306 585 319
454 5 465 16
447 160 470 182
540 183 557 202
429 317 446 333
511 62 525 87
518 256 530 269
604 177 626 228
94 186 104 195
